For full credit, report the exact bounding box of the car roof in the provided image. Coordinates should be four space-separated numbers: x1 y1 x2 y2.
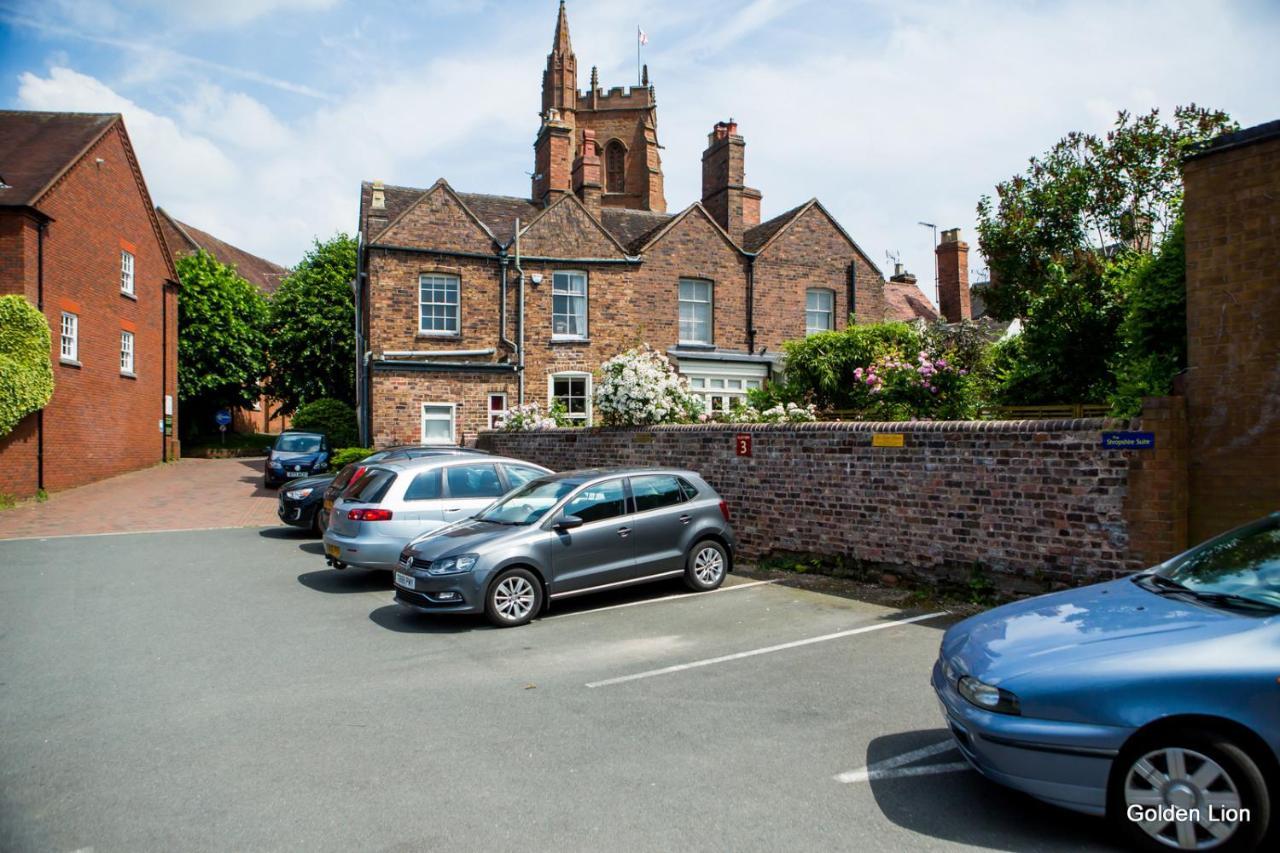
278 430 323 437
374 455 550 474
542 467 698 486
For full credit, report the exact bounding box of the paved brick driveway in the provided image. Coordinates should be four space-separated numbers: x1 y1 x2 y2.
0 457 281 539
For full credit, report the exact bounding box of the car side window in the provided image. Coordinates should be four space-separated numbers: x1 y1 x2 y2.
630 475 686 512
445 463 504 499
404 470 442 501
562 479 628 524
503 465 544 489
677 477 699 501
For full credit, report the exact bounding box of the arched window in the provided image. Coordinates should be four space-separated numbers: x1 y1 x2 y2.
605 141 626 193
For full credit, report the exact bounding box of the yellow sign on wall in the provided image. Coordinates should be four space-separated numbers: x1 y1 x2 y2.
871 433 905 448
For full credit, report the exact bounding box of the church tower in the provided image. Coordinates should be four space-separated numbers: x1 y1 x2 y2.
532 2 666 212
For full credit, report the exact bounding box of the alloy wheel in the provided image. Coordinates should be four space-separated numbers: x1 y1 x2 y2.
493 575 536 622
693 546 724 585
1123 746 1242 850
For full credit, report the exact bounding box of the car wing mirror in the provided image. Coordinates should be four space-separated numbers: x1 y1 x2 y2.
554 515 584 531
263 446 273 455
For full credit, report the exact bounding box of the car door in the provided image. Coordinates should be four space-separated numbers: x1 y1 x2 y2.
395 468 446 537
548 477 637 594
628 474 694 575
440 462 507 524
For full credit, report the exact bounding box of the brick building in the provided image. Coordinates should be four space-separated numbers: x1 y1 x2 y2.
1182 118 1280 542
355 2 947 446
0 111 179 498
158 208 293 435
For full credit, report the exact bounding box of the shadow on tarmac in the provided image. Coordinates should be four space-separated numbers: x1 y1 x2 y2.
297 568 392 594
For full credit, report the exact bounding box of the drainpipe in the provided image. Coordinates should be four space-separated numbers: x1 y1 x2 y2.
161 279 168 461
513 220 526 405
36 218 46 492
353 234 369 446
745 253 756 355
498 249 515 353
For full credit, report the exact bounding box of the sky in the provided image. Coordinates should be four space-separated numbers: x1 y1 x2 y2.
2 0 1278 304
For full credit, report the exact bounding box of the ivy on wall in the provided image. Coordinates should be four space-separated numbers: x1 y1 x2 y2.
0 295 55 437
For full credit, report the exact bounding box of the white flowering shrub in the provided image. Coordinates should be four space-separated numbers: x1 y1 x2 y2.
728 400 818 423
493 401 569 431
595 345 704 426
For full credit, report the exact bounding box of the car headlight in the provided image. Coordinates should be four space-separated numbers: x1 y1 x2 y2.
269 460 283 469
958 676 1021 715
427 554 479 576
285 487 313 500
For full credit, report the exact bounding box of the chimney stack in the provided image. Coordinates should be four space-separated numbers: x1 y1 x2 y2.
572 128 602 218
936 227 971 323
701 120 761 242
532 112 573 206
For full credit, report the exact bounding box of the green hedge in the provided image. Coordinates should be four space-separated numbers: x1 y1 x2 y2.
291 397 358 447
0 296 54 437
331 446 374 468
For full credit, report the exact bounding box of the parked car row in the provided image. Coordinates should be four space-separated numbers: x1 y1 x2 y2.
273 438 738 629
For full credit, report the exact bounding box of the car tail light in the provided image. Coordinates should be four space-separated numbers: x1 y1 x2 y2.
347 508 393 521
719 500 730 522
349 466 367 483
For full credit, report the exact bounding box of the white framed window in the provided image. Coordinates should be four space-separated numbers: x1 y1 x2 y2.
419 273 459 335
549 372 591 424
120 331 135 375
60 312 78 362
487 393 508 430
806 288 834 335
120 250 135 295
681 362 768 416
678 279 713 345
420 403 456 445
552 270 587 339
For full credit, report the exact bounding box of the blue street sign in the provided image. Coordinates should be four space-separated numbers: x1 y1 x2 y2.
215 410 233 426
1101 431 1155 450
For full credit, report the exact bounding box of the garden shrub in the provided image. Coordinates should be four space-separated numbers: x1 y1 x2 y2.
0 295 54 437
291 397 358 447
494 401 571 431
330 447 374 468
595 345 703 426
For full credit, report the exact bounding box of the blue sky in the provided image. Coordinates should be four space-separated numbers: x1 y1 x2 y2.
3 0 1278 301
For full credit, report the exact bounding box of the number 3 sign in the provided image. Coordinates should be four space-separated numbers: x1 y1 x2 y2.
735 433 752 457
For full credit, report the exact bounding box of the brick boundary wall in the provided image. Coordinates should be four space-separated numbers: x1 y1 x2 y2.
476 398 1188 592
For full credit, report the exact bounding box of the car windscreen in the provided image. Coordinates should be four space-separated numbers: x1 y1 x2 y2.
342 468 396 504
1154 514 1280 608
274 434 322 453
477 479 579 525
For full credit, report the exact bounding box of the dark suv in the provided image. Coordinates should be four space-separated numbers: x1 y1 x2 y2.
263 431 331 488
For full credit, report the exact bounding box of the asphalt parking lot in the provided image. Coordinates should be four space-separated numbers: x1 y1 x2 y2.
0 527 1124 852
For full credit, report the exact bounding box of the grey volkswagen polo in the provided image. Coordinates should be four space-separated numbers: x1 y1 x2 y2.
393 468 736 627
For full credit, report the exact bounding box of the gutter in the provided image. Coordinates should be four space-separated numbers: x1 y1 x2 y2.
382 348 495 358
371 360 519 374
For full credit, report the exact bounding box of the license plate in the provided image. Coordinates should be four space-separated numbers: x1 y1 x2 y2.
325 544 341 558
395 572 415 590
286 470 307 478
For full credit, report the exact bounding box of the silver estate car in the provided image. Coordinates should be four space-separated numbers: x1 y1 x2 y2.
393 468 737 627
322 455 551 571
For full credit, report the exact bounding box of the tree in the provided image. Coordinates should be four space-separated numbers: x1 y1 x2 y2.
265 234 357 414
976 105 1233 404
291 397 359 447
175 251 269 435
977 105 1233 321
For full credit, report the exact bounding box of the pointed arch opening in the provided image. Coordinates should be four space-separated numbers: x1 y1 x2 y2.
605 140 626 194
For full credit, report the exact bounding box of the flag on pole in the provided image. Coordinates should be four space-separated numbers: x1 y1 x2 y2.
638 27 648 45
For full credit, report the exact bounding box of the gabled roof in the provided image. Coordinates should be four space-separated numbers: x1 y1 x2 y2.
601 207 675 253
0 111 118 207
455 192 540 244
631 202 742 255
516 191 632 257
158 208 290 294
743 197 885 278
883 278 939 322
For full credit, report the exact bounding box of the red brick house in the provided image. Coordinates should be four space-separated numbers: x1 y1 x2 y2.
0 111 179 498
157 208 292 435
355 3 952 446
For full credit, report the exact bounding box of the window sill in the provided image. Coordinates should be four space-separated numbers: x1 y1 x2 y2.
120 371 137 380
550 337 590 344
59 358 82 368
676 341 715 350
121 290 137 301
416 332 462 340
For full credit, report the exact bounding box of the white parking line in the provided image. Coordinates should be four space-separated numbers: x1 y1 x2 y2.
585 610 946 688
547 579 778 619
834 740 969 783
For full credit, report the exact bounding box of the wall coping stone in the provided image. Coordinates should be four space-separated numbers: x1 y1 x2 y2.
480 417 1132 436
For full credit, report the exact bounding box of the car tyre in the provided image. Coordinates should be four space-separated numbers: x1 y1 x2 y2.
311 507 325 537
684 540 728 592
1108 728 1270 853
485 568 542 628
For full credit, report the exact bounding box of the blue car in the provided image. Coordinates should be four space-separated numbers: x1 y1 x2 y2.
934 512 1279 852
263 430 331 488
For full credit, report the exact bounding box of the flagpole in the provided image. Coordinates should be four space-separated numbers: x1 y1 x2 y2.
636 26 641 86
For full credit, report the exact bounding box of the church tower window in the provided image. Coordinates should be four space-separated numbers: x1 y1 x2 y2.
605 141 626 194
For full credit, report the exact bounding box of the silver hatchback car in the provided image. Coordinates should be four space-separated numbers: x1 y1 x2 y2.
393 468 737 627
322 455 552 571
